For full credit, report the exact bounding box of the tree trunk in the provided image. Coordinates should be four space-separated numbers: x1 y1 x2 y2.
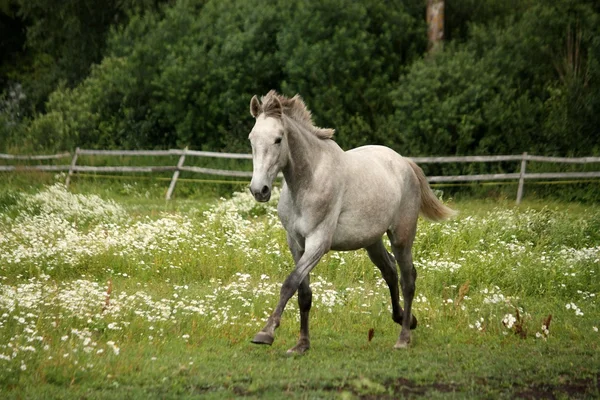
427 0 444 53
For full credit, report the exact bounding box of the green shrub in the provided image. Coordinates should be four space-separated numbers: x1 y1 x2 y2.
382 0 600 181
25 0 426 152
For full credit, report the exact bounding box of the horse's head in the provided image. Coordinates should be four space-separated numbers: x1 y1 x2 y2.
248 94 288 202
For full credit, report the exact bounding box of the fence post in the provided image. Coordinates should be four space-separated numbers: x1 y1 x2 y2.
166 147 187 200
516 152 527 205
65 147 80 188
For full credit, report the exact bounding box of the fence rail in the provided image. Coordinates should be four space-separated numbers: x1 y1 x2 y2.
0 152 71 160
2 148 600 203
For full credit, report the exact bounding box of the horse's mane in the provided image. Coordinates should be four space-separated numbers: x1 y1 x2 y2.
261 90 335 140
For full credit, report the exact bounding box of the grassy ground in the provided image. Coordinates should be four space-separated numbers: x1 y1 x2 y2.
0 174 599 398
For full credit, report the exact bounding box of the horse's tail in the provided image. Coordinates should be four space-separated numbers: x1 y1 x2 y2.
406 158 457 222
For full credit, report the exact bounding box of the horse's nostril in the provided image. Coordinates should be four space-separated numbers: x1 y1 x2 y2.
261 186 270 195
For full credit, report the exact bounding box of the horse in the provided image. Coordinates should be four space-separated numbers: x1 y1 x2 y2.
247 90 455 354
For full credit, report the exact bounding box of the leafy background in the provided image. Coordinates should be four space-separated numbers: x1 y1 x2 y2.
1 0 599 159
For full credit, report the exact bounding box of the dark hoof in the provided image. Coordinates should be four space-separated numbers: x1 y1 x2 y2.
286 347 309 356
251 332 274 345
286 340 310 356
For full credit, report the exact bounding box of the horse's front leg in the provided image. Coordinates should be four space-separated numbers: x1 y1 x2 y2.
287 275 311 355
251 237 327 347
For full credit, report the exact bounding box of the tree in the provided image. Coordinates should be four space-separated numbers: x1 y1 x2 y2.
25 0 427 151
2 0 167 114
277 0 426 149
385 0 600 166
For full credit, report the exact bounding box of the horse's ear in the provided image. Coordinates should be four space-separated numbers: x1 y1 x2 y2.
250 95 261 118
270 96 283 118
262 94 283 118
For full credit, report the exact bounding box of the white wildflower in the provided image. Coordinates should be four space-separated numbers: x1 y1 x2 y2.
502 314 516 329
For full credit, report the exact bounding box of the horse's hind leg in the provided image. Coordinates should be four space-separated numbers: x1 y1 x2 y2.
366 239 403 325
287 275 312 355
284 238 311 355
388 229 418 349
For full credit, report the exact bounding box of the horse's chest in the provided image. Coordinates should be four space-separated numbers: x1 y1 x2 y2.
278 205 313 238
278 196 332 239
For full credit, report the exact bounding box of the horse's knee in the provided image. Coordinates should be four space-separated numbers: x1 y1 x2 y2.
400 261 416 284
281 274 301 297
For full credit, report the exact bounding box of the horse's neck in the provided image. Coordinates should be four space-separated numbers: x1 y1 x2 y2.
282 118 340 191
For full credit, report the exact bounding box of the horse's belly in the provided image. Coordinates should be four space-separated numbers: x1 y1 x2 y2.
330 214 388 251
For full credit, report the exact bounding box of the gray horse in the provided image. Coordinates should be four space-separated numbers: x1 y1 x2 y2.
248 91 455 354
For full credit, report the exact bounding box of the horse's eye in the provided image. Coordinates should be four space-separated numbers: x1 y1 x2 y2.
274 137 283 145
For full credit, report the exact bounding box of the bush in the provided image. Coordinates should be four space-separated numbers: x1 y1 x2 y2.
25 0 426 152
383 0 600 165
17 0 600 175
277 0 426 149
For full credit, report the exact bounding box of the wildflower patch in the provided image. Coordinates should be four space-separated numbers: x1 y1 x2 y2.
0 185 598 394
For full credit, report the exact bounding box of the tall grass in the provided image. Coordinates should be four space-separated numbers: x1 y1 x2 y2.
0 183 599 397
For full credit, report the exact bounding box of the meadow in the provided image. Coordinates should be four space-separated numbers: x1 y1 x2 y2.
0 175 599 399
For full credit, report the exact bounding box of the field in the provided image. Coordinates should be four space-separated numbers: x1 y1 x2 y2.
0 176 599 399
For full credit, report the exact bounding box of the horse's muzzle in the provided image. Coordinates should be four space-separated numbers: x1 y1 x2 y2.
250 184 271 202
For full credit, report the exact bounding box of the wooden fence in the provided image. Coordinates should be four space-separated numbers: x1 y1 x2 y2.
2 149 600 203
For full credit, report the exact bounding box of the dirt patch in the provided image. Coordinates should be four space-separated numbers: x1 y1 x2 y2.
515 375 600 399
386 377 457 397
332 377 459 399
190 374 600 398
330 375 600 399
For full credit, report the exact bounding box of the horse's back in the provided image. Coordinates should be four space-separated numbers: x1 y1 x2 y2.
343 145 415 189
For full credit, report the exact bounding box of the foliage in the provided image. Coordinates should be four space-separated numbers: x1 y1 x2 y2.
19 0 426 151
1 0 600 167
384 0 600 173
277 0 426 149
0 0 168 117
22 0 285 150
444 0 533 41
0 83 29 150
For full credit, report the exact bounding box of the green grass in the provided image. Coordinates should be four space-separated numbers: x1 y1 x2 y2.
0 179 599 399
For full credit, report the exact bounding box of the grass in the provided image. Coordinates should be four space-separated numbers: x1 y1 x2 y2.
0 176 599 399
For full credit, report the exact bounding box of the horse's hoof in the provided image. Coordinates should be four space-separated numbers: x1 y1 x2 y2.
394 340 410 349
251 332 274 345
286 342 310 356
286 348 308 357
